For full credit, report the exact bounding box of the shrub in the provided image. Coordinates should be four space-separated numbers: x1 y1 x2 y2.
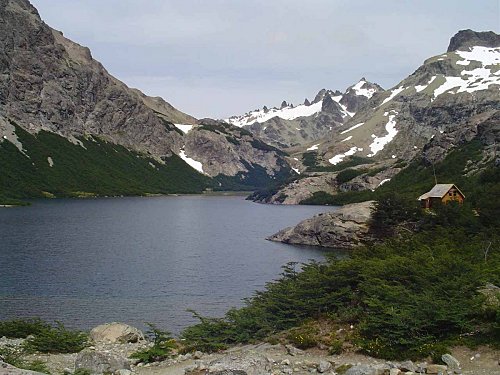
0 318 50 338
130 323 177 364
23 322 88 354
286 325 319 349
328 339 343 355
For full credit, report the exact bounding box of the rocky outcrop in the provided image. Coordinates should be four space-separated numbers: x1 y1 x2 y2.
267 201 374 249
447 29 500 51
89 323 144 344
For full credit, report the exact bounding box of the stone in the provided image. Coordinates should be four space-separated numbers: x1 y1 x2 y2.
317 360 332 373
116 370 132 375
399 361 416 372
75 348 131 374
344 364 378 375
425 364 447 374
89 323 144 344
389 369 401 375
267 201 375 249
285 345 304 356
441 354 460 373
193 351 204 359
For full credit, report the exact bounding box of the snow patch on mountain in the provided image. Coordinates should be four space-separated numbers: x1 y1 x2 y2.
431 47 500 99
226 101 323 127
306 143 320 151
329 146 363 165
351 79 377 98
456 46 500 66
179 149 205 174
174 124 195 134
415 76 437 92
340 122 364 134
341 136 353 142
367 111 398 157
379 86 406 106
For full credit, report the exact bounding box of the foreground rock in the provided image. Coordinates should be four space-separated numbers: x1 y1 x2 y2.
267 201 374 249
90 323 145 344
0 361 46 375
75 348 131 374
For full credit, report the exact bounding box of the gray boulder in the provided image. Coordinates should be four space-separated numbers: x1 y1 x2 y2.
317 360 332 373
344 365 378 375
268 201 374 249
89 323 144 344
441 354 460 373
206 352 272 375
75 348 131 374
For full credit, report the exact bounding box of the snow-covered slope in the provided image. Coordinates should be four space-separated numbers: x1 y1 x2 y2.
225 78 383 148
313 30 500 166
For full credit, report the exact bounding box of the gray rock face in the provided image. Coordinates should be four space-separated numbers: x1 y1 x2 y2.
447 29 500 51
267 201 374 249
0 0 186 158
75 348 131 374
89 323 144 344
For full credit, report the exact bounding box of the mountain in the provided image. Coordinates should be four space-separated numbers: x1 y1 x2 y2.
225 79 383 148
0 0 293 201
251 30 500 204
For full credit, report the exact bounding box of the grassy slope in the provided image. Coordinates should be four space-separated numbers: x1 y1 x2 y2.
0 124 213 201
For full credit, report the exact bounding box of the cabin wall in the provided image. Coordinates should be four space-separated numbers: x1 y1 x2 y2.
441 187 464 204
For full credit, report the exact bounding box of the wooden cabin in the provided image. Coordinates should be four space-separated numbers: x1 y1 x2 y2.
418 184 465 209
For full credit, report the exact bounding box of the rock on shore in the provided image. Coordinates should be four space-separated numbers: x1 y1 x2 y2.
267 201 374 249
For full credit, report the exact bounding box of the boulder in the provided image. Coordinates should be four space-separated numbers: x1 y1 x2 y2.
441 354 460 373
268 201 374 249
344 364 378 375
317 360 332 373
89 323 144 344
75 348 131 374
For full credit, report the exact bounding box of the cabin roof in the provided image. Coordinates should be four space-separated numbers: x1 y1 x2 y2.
418 184 465 200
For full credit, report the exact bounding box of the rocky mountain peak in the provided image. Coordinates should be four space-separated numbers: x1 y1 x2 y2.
447 29 500 52
280 100 288 109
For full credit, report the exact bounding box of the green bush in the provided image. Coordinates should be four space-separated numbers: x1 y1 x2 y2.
328 339 343 355
130 324 177 363
336 169 366 184
286 325 319 349
0 318 50 338
23 322 88 354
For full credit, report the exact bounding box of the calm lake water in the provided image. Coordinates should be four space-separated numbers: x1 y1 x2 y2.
0 195 337 333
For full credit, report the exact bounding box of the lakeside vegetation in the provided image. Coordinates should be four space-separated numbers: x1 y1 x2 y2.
181 195 500 359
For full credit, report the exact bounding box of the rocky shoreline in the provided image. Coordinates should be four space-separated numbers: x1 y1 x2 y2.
267 201 374 249
1 322 498 375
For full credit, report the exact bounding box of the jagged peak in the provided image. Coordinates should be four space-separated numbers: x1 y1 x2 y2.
447 29 500 52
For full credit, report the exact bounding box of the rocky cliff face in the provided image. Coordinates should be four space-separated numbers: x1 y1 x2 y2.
225 79 383 148
0 0 188 157
0 0 294 196
250 30 500 204
313 30 500 167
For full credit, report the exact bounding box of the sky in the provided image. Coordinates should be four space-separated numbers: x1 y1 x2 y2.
31 0 499 119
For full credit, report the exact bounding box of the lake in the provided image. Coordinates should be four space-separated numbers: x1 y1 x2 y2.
0 195 337 333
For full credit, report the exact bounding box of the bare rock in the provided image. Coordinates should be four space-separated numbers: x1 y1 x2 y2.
0 361 47 375
267 201 374 249
89 323 144 344
75 348 131 374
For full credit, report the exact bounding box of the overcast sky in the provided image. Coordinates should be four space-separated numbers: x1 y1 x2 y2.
31 0 499 119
